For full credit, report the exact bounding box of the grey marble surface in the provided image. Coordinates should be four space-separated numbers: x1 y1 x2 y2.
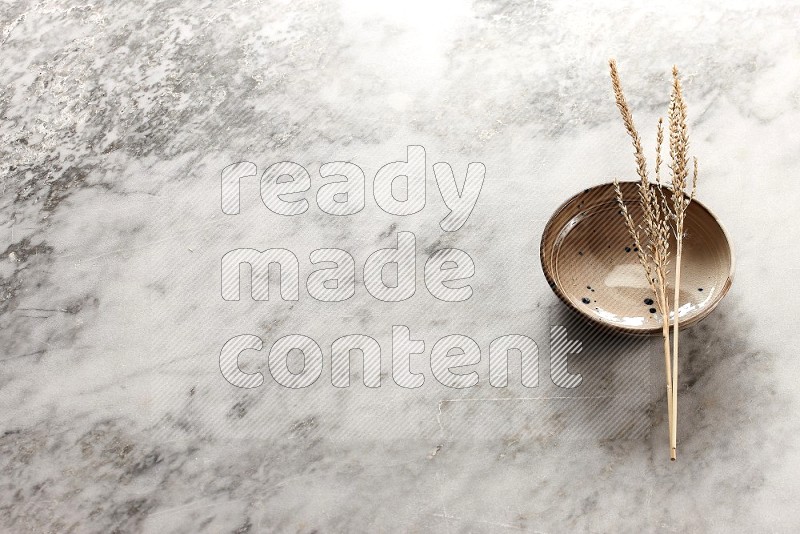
2 0 800 532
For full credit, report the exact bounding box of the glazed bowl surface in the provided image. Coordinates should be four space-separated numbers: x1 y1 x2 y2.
540 181 734 335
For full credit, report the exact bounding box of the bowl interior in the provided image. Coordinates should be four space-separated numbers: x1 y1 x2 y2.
540 182 734 334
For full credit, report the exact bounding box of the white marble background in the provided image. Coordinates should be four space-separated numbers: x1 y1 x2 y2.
2 0 800 532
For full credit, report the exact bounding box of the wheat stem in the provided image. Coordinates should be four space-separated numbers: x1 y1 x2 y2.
668 64 692 461
610 60 698 461
610 60 675 458
661 282 674 458
671 238 682 460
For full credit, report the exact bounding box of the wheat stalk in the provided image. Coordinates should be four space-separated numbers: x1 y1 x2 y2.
667 65 697 460
609 59 698 461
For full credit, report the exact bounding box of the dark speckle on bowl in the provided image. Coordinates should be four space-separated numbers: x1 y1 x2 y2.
644 298 654 305
581 297 591 304
649 307 657 314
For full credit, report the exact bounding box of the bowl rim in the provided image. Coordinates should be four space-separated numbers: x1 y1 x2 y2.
539 180 736 336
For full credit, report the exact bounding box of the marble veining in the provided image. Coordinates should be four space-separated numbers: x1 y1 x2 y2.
2 0 800 532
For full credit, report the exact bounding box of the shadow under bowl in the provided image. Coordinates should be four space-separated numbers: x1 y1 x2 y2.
540 181 734 335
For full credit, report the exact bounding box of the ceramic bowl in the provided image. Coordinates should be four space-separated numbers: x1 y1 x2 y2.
540 181 734 335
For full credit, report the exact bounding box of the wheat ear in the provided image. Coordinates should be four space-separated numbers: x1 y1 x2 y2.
609 59 674 458
667 65 697 461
